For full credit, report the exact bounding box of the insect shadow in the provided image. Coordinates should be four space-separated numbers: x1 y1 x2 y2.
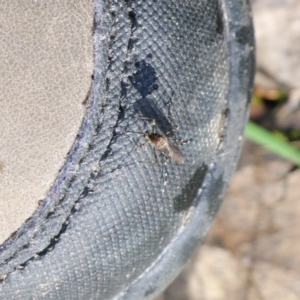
133 95 177 139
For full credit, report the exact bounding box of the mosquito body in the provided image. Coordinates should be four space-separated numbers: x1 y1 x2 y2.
142 120 184 164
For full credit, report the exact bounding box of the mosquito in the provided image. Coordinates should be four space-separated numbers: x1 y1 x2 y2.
141 118 184 164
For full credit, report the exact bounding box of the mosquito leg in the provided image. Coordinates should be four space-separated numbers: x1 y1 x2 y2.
166 95 172 122
165 126 179 137
153 148 159 165
151 119 156 133
176 137 193 145
107 142 138 174
163 161 168 186
108 129 145 173
138 140 150 149
138 116 153 122
164 91 180 133
161 160 169 193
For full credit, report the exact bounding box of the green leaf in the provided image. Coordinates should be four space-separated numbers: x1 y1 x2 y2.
245 121 300 166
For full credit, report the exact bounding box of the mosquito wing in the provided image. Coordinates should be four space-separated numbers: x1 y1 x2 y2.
165 139 184 163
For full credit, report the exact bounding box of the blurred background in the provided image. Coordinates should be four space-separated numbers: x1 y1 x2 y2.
156 0 300 299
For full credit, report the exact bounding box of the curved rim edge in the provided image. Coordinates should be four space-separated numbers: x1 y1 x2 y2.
113 0 255 299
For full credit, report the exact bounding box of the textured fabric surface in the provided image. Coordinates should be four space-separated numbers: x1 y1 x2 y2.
0 1 94 243
0 0 254 299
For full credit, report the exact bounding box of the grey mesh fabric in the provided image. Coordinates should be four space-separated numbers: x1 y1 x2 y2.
0 0 254 299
